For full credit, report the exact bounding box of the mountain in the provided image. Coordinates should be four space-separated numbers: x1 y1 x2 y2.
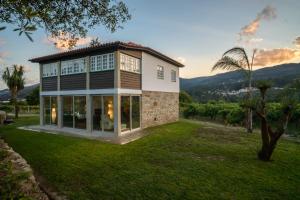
0 84 39 102
180 63 300 102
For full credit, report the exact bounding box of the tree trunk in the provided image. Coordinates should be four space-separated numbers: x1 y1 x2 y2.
246 75 253 133
11 89 18 119
256 94 290 161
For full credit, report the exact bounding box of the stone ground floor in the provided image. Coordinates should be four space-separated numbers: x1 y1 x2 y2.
39 90 179 140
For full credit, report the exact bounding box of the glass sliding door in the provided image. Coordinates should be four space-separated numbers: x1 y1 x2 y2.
74 96 86 129
50 97 57 125
103 96 114 132
63 96 73 128
131 96 140 129
44 96 51 125
120 95 140 132
92 96 102 131
121 96 130 131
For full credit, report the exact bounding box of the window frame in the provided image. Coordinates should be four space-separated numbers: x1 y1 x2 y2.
157 65 164 80
61 58 86 76
90 53 115 72
42 63 58 78
120 53 141 74
171 69 176 82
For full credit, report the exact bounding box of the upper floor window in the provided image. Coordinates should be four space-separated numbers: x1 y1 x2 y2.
120 53 140 73
90 53 114 72
61 58 85 75
43 63 58 77
171 70 176 82
157 65 164 79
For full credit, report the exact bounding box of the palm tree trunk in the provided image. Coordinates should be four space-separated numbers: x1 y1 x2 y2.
11 88 18 119
247 79 253 133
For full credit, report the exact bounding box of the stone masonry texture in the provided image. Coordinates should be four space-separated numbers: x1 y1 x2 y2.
141 91 179 128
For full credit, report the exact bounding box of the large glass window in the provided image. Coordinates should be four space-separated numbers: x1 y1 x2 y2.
44 97 51 125
121 96 130 131
43 96 57 125
92 96 102 131
51 97 58 125
120 96 140 132
63 96 73 128
131 96 140 129
103 96 114 132
74 96 86 129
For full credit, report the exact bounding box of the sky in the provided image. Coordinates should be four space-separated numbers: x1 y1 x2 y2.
0 0 300 89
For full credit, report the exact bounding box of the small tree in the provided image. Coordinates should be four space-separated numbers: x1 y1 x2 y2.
90 37 102 47
254 81 295 161
26 86 39 105
212 47 256 133
2 65 25 118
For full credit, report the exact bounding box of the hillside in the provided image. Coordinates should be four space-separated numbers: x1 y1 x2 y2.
180 63 300 102
0 84 39 101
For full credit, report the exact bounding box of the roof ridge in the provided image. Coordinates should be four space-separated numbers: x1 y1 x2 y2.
29 41 184 67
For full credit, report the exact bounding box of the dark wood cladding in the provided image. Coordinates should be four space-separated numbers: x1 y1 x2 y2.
42 76 57 91
119 50 142 59
90 70 114 89
120 71 141 89
60 73 86 90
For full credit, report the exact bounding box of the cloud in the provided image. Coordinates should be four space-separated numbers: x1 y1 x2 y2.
176 57 186 64
254 48 300 66
294 36 300 47
239 5 276 40
244 37 264 45
45 32 92 51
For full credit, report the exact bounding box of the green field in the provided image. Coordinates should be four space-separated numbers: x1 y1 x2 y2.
0 117 300 200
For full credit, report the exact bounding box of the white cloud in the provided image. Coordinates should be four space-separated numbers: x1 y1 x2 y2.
254 48 300 66
239 5 276 41
45 32 92 51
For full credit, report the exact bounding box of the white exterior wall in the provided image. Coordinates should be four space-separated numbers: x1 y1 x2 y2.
141 52 179 93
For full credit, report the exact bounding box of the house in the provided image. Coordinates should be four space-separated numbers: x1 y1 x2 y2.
29 41 184 138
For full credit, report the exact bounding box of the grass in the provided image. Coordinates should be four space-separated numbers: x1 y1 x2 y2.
0 117 300 200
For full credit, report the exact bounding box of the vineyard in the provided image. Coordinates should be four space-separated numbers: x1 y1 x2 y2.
181 101 300 136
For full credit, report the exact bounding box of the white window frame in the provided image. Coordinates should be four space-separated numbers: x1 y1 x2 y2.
61 58 85 76
120 53 141 74
90 53 115 72
157 65 164 80
171 70 176 82
42 63 58 77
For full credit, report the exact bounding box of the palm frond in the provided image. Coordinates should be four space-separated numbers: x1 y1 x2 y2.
222 47 250 70
212 56 244 72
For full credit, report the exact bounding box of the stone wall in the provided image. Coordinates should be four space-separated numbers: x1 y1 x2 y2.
141 91 179 128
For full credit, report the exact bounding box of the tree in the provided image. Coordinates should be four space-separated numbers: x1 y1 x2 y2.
26 86 39 105
212 47 256 133
179 91 193 104
90 37 102 47
254 80 295 161
0 1 131 49
2 65 25 119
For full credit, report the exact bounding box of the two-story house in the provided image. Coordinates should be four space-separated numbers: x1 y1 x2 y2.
29 41 184 139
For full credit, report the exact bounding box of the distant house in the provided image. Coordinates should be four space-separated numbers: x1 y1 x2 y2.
29 41 184 138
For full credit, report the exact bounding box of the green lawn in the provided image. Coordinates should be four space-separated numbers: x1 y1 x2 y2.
0 117 300 200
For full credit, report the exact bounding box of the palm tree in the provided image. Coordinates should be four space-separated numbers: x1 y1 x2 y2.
2 65 25 119
212 47 256 133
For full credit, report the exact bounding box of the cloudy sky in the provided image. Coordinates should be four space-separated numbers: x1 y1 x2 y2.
0 0 300 89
